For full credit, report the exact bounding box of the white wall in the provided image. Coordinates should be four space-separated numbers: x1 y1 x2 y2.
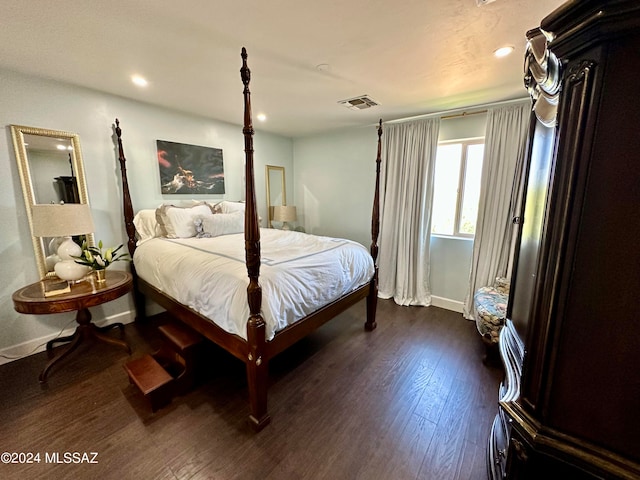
293 126 379 249
1 68 292 362
293 113 488 311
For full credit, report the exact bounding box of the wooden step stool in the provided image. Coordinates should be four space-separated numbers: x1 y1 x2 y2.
124 321 204 411
157 322 204 392
124 354 173 411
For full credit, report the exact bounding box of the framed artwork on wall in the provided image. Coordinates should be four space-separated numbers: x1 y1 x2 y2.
156 139 225 194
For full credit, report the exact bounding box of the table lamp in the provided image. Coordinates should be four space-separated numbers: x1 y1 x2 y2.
273 205 297 231
31 203 95 281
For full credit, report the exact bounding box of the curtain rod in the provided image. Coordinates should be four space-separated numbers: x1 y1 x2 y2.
440 109 487 120
385 97 530 124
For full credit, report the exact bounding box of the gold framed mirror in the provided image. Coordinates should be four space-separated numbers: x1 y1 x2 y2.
265 165 286 228
11 125 95 279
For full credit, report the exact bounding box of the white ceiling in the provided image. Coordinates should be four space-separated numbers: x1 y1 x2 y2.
1 0 565 138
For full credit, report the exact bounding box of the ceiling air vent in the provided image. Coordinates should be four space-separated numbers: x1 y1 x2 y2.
338 95 379 110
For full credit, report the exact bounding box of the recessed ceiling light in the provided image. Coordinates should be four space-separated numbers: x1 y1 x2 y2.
131 75 148 87
257 113 267 122
494 46 515 58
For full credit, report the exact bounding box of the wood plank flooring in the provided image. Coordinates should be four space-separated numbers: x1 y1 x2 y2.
0 299 502 480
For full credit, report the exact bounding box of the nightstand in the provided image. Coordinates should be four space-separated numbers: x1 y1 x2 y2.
12 270 133 382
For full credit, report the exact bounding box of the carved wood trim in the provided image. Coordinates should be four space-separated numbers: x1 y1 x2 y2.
524 28 561 127
501 399 640 478
521 59 597 416
542 1 640 58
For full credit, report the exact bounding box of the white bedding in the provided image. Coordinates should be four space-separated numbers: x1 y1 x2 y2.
134 228 374 341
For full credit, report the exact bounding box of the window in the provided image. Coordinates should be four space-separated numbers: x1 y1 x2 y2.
431 139 484 237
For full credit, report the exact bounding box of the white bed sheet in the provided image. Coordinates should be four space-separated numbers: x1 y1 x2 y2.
134 229 374 341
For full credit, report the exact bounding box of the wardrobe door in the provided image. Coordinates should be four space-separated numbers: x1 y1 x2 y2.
506 119 555 347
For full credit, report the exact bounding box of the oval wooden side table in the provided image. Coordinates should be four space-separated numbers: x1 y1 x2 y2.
12 270 133 382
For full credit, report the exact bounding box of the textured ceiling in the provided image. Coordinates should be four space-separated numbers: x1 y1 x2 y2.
1 0 566 137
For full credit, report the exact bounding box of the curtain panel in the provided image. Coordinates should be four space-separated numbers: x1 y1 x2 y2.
378 118 440 306
463 102 531 319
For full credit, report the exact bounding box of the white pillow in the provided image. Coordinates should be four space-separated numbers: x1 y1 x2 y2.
201 211 244 237
213 200 245 214
156 203 214 238
133 209 161 244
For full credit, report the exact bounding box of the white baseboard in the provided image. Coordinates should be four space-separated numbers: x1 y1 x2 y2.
0 310 135 366
431 296 465 314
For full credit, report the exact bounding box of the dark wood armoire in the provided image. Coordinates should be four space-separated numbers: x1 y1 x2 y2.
488 1 640 479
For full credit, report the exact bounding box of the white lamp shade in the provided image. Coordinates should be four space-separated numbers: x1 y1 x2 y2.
31 204 94 280
31 203 95 238
273 205 297 223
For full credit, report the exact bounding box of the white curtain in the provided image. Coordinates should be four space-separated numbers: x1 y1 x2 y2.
463 102 531 319
378 118 440 306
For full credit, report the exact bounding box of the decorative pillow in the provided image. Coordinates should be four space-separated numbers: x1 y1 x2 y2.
194 218 212 238
175 199 211 208
200 211 244 237
133 209 161 244
494 277 511 294
155 203 214 238
212 200 245 214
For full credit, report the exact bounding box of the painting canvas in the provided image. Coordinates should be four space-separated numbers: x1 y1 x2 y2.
157 140 225 194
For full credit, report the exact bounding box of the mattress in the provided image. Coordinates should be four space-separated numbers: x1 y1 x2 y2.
134 228 374 340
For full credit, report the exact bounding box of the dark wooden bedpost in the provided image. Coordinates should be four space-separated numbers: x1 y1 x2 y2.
365 119 382 331
115 118 146 321
240 47 270 431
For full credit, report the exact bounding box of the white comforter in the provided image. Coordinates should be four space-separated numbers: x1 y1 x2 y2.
134 229 374 340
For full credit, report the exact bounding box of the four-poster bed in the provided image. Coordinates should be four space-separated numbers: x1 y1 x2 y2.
115 48 383 430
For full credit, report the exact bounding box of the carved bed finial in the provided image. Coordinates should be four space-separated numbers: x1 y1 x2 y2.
240 47 255 144
241 47 251 88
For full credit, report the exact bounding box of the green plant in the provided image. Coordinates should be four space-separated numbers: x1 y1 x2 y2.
73 240 129 270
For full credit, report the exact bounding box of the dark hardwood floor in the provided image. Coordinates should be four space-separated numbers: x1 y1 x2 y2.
0 299 502 480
